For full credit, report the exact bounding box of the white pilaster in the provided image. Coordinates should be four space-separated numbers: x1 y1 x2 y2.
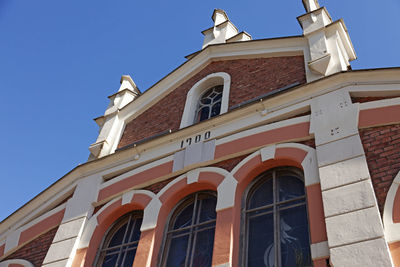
42 175 101 267
310 90 392 266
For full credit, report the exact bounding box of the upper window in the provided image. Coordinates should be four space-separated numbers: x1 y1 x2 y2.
161 191 217 267
195 85 223 123
180 72 231 128
95 211 143 267
242 168 311 267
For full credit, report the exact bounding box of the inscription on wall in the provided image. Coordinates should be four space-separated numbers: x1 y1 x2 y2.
180 131 211 148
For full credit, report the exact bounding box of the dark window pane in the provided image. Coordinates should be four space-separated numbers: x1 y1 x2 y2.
198 107 210 122
199 197 217 223
204 89 214 98
173 202 194 229
191 228 215 267
211 102 221 118
96 212 143 267
165 235 189 267
278 174 305 202
214 85 223 93
248 177 273 209
200 98 211 104
101 253 118 267
129 218 142 242
214 93 222 101
121 248 137 267
108 222 128 247
280 205 311 267
247 213 274 267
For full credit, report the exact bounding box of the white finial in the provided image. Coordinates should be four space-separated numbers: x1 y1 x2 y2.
212 9 229 25
302 0 320 12
119 75 140 95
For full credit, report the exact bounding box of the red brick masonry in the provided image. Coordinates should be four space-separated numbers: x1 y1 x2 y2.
360 124 400 214
118 56 306 148
5 227 58 267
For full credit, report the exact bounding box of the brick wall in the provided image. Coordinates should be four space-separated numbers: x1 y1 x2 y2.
4 227 58 267
360 124 400 214
118 56 306 149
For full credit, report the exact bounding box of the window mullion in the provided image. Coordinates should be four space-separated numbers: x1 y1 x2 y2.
118 215 133 267
184 194 199 267
273 171 281 267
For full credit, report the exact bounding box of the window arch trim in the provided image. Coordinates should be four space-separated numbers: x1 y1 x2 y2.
180 72 231 128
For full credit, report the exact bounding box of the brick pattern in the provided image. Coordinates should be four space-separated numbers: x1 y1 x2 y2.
352 96 393 103
299 138 316 149
118 56 306 149
143 177 176 194
360 124 400 214
4 227 58 267
210 154 249 172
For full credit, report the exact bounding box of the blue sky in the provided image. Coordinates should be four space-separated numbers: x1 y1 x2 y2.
0 0 399 221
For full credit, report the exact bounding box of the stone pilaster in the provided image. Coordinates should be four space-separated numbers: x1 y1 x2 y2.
42 175 101 267
310 90 393 266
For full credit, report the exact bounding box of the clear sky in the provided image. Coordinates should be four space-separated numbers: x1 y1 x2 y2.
0 0 399 222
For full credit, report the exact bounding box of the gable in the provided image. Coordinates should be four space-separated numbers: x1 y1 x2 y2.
118 55 306 149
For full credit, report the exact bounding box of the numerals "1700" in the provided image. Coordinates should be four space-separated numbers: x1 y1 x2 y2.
180 131 211 148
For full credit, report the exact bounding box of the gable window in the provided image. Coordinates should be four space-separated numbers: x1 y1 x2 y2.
161 191 217 267
195 85 223 123
95 211 143 267
180 72 231 128
242 167 311 267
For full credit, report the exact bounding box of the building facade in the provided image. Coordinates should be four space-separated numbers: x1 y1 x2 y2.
1 1 400 266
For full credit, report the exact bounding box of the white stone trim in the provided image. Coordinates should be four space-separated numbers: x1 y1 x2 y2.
260 145 276 162
78 189 157 248
3 203 67 255
180 72 231 128
77 216 98 249
0 184 76 242
141 198 162 232
4 230 20 255
383 171 400 243
277 143 320 186
232 143 319 186
0 259 34 267
186 169 200 184
310 241 329 260
100 156 173 190
216 173 237 211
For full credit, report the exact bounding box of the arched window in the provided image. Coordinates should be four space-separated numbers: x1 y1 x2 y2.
195 85 223 123
95 211 143 267
242 167 311 267
161 191 217 267
180 72 231 128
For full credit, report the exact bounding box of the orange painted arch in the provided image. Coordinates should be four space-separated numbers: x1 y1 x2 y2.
230 146 327 267
79 191 152 267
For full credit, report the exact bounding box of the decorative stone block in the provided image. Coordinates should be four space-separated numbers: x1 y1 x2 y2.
325 207 384 248
322 180 376 217
319 156 370 190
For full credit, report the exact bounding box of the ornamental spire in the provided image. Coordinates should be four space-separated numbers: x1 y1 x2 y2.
302 0 320 12
201 9 251 49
